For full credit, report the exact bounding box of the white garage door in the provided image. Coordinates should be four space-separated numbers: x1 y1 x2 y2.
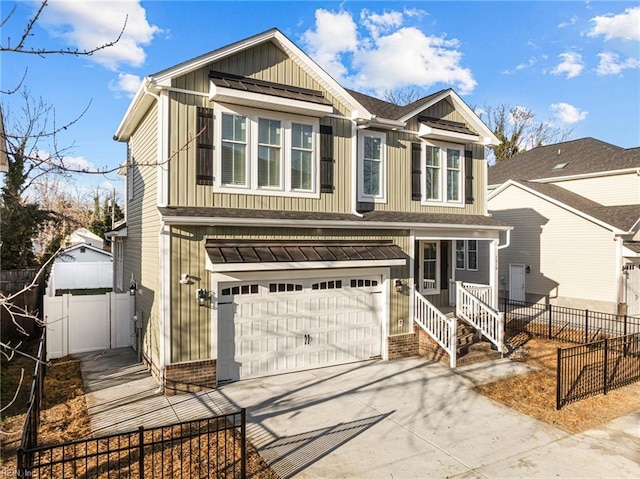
217 273 383 382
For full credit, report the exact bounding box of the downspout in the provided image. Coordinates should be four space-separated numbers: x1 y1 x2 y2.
497 228 511 250
350 119 363 218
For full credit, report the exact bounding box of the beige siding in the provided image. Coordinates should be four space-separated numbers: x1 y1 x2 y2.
553 173 639 206
490 185 618 309
125 103 161 365
169 226 414 361
404 101 466 132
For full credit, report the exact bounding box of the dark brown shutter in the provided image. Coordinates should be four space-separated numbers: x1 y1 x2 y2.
320 125 334 193
411 142 422 201
196 107 214 185
464 150 474 204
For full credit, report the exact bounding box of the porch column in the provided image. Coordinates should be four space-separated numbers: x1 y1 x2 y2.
489 239 498 308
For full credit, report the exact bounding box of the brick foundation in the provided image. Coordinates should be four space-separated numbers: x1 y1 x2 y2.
387 326 450 363
163 359 216 396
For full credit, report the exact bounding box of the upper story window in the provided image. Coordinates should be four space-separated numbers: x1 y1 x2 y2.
424 142 463 206
215 105 319 198
358 130 387 203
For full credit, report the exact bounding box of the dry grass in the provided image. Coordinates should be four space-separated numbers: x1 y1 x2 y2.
475 332 640 433
1 356 278 478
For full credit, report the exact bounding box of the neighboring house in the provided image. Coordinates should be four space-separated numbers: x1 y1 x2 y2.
488 138 640 316
46 242 113 295
113 28 508 392
64 228 105 250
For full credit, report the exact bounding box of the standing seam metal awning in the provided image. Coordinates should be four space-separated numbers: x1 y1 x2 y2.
205 240 407 272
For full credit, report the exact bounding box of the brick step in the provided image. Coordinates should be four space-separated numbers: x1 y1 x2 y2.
456 340 502 367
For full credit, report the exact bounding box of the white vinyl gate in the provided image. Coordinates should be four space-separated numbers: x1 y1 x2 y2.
44 293 133 360
217 274 383 382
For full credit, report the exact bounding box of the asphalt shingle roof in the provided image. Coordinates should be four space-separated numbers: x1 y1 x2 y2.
487 138 640 186
512 181 640 232
159 206 508 228
345 88 448 121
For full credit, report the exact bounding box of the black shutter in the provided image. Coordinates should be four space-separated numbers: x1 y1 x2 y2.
196 107 214 185
320 125 334 193
464 150 474 204
411 142 422 201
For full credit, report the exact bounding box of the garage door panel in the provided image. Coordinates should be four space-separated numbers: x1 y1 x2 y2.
218 274 383 382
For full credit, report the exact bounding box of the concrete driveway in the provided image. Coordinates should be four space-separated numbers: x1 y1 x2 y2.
80 349 640 478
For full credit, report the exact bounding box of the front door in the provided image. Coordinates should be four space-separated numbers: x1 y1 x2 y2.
625 264 640 317
509 264 526 302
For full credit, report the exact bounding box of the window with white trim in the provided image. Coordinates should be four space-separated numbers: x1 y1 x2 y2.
216 105 319 197
358 130 386 202
455 240 478 271
419 241 440 294
423 142 464 205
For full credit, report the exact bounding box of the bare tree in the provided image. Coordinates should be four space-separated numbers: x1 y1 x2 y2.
383 87 421 106
481 104 572 163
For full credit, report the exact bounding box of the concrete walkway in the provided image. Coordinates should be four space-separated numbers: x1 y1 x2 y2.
79 348 640 478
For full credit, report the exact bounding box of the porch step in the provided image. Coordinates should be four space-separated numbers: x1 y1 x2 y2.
456 319 501 365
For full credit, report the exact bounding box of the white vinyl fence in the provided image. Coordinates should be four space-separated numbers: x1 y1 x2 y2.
45 292 133 360
47 261 113 294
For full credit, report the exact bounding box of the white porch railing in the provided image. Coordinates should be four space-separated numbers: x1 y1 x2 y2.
414 290 457 368
449 280 495 308
456 281 504 354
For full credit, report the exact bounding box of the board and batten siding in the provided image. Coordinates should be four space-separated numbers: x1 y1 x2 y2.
171 41 352 117
126 103 162 365
490 185 618 309
553 173 639 206
169 226 413 363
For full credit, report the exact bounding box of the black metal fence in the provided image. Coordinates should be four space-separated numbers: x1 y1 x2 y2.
556 333 640 409
20 327 47 453
17 410 247 478
500 297 640 344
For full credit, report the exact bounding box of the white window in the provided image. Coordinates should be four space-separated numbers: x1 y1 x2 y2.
216 105 318 197
423 142 464 206
358 130 386 202
419 241 440 294
455 240 478 271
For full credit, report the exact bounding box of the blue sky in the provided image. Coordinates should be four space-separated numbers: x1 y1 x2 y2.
2 0 639 196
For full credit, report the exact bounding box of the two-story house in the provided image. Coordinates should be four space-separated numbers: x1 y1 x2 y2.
113 29 508 392
488 138 640 316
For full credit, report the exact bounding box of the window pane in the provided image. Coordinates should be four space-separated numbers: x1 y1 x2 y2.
292 123 313 149
291 150 312 190
447 149 460 169
222 113 246 142
425 147 441 200
221 143 246 185
456 240 465 269
447 169 460 201
467 240 477 270
258 118 281 145
364 136 382 160
363 159 380 196
423 241 437 291
424 242 437 260
258 145 281 188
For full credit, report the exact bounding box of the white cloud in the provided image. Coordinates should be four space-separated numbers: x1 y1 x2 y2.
550 102 588 124
301 9 359 82
109 72 142 98
596 52 640 75
302 9 477 95
39 0 161 71
62 155 96 172
589 7 640 41
558 15 578 28
550 52 584 79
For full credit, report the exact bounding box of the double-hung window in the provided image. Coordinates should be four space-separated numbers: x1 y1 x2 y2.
423 142 464 206
455 240 478 271
419 241 440 294
216 106 319 197
358 130 386 202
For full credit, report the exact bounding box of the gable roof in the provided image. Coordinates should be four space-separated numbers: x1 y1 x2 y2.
60 242 112 258
490 180 640 233
115 28 498 146
487 138 640 186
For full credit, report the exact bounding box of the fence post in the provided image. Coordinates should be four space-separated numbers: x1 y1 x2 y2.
556 348 562 410
547 303 552 339
623 316 628 357
240 408 247 479
585 310 589 343
138 426 145 478
603 339 609 395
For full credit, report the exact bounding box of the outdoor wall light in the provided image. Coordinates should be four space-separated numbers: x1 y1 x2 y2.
395 279 404 293
525 265 531 274
197 288 208 306
129 279 138 296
